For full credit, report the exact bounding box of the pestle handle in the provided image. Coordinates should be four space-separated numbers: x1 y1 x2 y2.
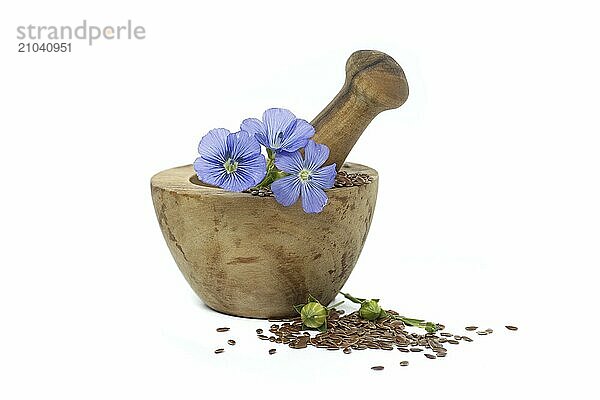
310 50 409 169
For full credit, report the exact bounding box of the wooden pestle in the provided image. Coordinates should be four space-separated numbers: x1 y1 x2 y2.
310 50 409 169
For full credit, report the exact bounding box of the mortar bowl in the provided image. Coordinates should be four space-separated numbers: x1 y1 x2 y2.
151 163 378 318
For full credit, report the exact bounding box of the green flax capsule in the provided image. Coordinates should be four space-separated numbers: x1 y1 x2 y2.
359 299 384 321
300 302 327 328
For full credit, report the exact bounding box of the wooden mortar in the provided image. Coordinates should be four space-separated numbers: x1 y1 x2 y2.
152 163 377 318
151 50 408 318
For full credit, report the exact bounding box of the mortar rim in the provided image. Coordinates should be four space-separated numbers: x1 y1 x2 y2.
151 163 378 197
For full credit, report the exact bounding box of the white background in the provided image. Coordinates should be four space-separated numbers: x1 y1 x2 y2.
1 1 599 398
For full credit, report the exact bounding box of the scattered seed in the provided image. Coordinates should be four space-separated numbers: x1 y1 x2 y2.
440 332 452 337
268 349 277 355
485 328 493 334
447 340 460 345
371 366 384 371
227 340 236 346
505 325 518 331
256 329 263 334
214 348 224 354
465 326 478 331
400 361 409 366
424 353 437 359
398 348 409 353
216 327 230 332
476 331 488 336
289 336 310 349
410 347 423 352
343 348 352 354
462 336 473 342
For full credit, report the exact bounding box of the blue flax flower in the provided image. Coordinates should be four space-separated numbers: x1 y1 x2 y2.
194 128 266 192
241 108 314 153
271 140 337 213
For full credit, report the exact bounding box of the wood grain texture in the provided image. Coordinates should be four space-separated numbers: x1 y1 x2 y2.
151 163 378 318
311 50 409 169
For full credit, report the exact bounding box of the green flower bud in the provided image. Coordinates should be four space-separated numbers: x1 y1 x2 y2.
359 299 383 321
300 302 328 328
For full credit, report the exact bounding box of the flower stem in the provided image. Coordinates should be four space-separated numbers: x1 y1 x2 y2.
266 149 275 169
390 315 439 332
341 292 366 304
327 301 344 310
256 149 286 188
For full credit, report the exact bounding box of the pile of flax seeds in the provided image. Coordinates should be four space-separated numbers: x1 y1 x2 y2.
214 309 518 371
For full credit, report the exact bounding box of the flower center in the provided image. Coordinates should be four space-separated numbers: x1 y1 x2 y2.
298 169 312 182
223 158 239 174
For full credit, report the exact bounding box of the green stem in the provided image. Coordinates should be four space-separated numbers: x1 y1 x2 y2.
396 316 424 325
341 292 366 304
327 301 344 310
391 315 438 332
256 150 277 188
256 149 288 189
